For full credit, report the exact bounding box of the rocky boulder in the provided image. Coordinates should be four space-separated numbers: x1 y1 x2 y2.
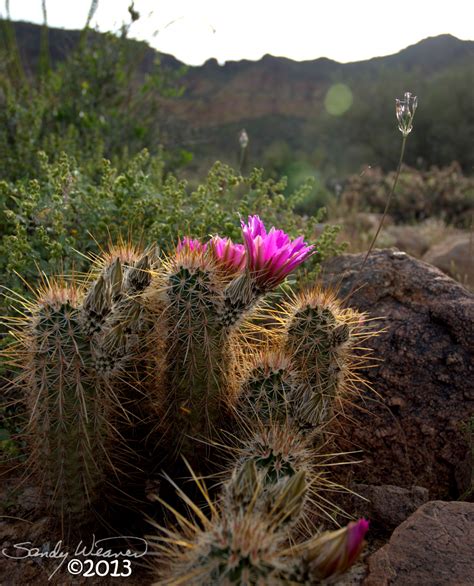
383 224 430 257
350 484 429 531
424 234 474 290
322 249 474 498
364 501 474 585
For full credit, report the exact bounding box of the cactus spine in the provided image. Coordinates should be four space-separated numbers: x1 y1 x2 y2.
6 243 158 523
149 246 235 453
20 283 109 522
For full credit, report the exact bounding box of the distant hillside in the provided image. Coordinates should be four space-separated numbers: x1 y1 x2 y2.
2 20 182 74
5 21 474 175
165 34 474 127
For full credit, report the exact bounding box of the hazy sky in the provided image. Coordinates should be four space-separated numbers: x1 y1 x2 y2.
4 0 474 65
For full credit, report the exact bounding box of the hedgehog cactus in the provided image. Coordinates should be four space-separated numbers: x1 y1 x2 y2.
151 466 300 585
283 288 362 429
150 243 233 453
92 249 156 380
151 467 369 585
16 283 110 522
148 216 314 454
4 242 159 523
89 244 158 372
236 287 368 437
4 214 374 582
238 350 298 422
154 508 291 585
223 424 313 527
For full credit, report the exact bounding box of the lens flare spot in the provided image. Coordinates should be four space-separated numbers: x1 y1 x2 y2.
324 84 353 116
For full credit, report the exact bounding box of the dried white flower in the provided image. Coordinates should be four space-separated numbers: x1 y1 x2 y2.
239 129 249 149
396 92 417 137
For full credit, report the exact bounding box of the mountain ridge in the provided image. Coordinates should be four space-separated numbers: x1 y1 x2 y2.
7 21 474 75
4 21 474 173
162 32 474 128
195 33 472 68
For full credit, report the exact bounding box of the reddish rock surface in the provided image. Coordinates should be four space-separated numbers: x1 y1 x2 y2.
322 249 474 498
364 501 474 585
351 484 429 531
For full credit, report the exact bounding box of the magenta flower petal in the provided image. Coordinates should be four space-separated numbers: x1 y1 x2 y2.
347 519 370 564
241 215 315 290
209 236 246 273
306 517 369 580
243 215 267 238
289 235 307 253
176 237 208 254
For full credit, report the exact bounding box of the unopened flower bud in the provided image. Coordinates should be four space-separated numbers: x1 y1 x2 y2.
305 518 369 580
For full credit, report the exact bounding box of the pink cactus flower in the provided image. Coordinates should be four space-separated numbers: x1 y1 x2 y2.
209 236 246 273
241 215 314 289
176 237 208 254
346 519 370 565
306 518 369 580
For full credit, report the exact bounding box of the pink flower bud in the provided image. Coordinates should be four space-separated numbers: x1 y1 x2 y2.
176 237 208 254
305 518 369 580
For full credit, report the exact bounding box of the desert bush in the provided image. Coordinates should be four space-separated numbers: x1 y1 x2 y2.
0 151 343 312
0 15 185 182
340 162 474 227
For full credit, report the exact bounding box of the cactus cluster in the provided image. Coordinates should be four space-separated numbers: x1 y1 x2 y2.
5 243 159 521
151 460 369 585
4 215 374 582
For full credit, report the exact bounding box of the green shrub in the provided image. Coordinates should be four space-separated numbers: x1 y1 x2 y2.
0 151 344 312
341 162 474 227
0 17 185 182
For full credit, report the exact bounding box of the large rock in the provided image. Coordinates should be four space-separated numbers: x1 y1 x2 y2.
424 234 474 289
383 224 430 257
364 501 474 585
351 484 429 531
322 249 474 498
